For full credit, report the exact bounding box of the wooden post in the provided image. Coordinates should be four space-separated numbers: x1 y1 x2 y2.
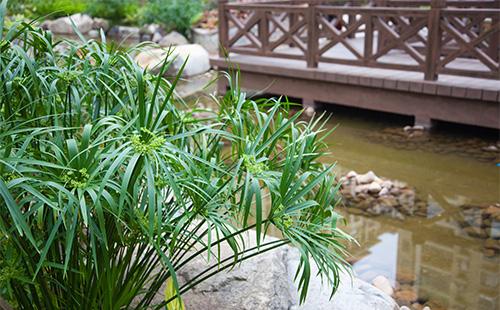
375 0 387 54
289 12 297 47
260 10 269 54
364 13 373 65
218 0 229 58
307 2 319 68
347 1 355 39
488 0 499 62
424 0 445 81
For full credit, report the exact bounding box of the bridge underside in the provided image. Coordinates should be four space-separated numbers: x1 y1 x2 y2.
211 54 500 129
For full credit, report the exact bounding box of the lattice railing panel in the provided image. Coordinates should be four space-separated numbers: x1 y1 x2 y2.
219 1 500 80
317 10 366 61
438 11 499 78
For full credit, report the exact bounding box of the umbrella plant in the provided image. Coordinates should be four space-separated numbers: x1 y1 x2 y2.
0 1 352 308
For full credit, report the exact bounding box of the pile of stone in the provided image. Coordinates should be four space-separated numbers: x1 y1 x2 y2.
41 14 191 47
458 203 500 257
340 171 428 219
40 14 212 78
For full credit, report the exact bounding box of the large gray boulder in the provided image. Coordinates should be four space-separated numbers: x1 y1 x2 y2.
48 13 93 34
135 44 210 77
149 231 399 310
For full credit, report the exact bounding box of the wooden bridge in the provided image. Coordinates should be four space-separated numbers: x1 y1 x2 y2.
211 0 500 129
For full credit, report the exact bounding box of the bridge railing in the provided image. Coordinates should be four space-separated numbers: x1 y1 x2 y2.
218 0 500 80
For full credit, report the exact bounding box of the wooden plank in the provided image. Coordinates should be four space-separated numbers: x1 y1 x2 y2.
481 90 499 102
437 84 452 96
451 86 467 98
465 88 483 99
383 79 398 89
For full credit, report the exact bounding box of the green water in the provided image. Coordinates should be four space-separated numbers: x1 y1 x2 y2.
323 109 499 310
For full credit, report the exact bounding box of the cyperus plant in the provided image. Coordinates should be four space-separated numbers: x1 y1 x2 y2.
0 1 352 308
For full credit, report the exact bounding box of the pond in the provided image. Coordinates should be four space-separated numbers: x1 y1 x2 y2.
322 106 499 310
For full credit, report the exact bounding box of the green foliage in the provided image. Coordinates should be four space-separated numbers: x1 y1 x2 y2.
86 0 139 24
7 0 87 18
141 0 204 36
0 1 352 308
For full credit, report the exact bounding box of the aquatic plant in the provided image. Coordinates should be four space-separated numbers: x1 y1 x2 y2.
0 1 351 308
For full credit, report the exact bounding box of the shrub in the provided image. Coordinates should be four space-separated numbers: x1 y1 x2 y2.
0 1 351 308
8 0 87 18
141 0 204 36
86 0 139 24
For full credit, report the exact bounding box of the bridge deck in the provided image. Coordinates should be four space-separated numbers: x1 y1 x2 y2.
212 52 500 128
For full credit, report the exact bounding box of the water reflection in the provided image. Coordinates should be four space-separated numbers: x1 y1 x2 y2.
342 213 500 310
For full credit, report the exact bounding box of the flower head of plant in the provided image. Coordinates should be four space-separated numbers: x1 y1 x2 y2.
62 168 90 189
242 154 268 175
273 204 294 230
131 128 166 155
57 70 81 85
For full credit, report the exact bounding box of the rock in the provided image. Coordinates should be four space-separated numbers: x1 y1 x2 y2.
396 270 416 285
423 307 431 310
109 26 140 40
92 18 109 31
135 44 210 77
482 145 498 152
483 205 500 217
378 196 398 209
346 171 358 179
412 125 425 131
152 32 163 43
378 187 389 196
367 182 382 194
400 307 411 310
304 107 315 118
158 31 189 47
403 126 412 132
192 27 219 54
368 204 394 216
140 34 151 42
356 171 378 184
398 189 416 209
142 23 163 35
355 184 370 194
381 180 393 189
394 289 418 305
40 20 52 30
88 30 99 39
48 13 93 34
372 275 394 296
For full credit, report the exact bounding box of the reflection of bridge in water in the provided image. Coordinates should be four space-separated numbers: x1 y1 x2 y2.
213 0 500 129
343 212 499 310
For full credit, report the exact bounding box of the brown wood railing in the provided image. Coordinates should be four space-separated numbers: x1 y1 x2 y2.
218 0 500 80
